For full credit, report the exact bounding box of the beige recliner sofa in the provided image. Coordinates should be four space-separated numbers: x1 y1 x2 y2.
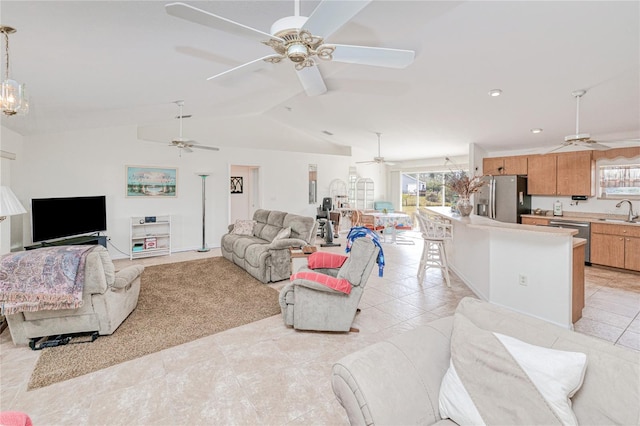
6 245 144 345
221 209 317 283
332 297 640 426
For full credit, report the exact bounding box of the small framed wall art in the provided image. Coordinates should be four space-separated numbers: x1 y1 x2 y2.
126 165 178 197
230 176 243 194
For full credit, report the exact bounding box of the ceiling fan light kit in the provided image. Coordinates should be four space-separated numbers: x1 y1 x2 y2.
0 26 29 116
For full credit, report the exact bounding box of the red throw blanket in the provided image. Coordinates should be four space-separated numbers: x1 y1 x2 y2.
0 245 95 315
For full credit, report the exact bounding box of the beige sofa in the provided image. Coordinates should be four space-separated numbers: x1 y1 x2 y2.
221 209 317 283
6 245 144 345
332 297 640 425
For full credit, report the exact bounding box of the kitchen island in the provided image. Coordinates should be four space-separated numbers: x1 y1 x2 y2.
425 207 585 328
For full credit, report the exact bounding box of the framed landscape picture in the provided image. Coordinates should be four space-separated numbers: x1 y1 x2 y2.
126 166 178 197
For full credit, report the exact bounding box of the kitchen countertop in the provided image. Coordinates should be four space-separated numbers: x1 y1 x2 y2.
426 207 578 236
521 213 640 227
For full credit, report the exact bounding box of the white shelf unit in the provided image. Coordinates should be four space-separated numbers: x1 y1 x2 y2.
130 215 171 260
355 178 375 210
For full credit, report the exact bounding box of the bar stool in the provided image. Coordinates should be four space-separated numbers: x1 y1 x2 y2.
415 212 453 287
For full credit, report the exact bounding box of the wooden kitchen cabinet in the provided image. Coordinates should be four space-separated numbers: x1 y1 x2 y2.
591 222 640 271
527 155 557 195
521 216 551 226
556 151 594 196
590 233 625 269
483 155 528 176
624 236 640 272
527 151 593 196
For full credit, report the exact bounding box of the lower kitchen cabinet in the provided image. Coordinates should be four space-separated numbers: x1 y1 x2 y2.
590 223 640 271
521 216 551 226
625 236 640 271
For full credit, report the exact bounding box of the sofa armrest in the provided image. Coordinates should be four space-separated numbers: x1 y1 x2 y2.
292 278 347 294
111 265 145 290
332 317 453 426
268 238 307 250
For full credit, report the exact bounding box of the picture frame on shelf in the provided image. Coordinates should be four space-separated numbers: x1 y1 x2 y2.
231 176 243 194
126 166 178 197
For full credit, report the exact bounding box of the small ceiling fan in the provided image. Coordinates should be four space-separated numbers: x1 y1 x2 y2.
547 89 611 153
169 100 220 154
165 1 415 97
356 132 395 166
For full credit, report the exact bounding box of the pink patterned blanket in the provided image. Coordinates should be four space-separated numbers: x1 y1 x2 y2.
0 245 95 315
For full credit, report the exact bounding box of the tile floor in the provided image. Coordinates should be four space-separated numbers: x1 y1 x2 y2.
1 233 639 425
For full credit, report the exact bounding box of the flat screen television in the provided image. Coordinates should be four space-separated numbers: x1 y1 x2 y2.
31 195 107 242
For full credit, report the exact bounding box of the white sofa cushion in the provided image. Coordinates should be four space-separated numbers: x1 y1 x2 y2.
439 312 587 425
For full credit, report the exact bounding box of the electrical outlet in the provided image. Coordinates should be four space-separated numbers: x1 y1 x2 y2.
518 274 528 286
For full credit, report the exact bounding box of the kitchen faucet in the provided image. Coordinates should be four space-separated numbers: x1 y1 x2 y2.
615 199 638 222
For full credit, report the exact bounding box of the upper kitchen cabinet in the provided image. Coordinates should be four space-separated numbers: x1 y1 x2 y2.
483 155 528 176
556 151 594 196
527 151 594 196
527 154 557 195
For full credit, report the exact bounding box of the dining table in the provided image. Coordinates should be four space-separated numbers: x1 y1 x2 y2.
366 212 412 243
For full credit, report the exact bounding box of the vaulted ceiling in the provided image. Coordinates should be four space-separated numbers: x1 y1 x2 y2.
1 1 638 161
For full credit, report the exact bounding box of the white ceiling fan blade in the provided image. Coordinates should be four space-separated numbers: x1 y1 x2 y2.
296 66 327 96
207 55 277 81
192 145 220 151
355 160 376 164
304 0 372 39
165 2 281 43
543 143 570 154
331 44 415 68
584 142 611 151
181 147 194 153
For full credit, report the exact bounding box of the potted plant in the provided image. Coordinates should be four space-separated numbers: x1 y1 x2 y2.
445 171 487 216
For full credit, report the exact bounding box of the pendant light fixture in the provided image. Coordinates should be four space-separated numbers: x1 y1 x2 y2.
0 26 29 116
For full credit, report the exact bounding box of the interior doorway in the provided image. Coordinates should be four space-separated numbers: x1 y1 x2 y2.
229 165 261 224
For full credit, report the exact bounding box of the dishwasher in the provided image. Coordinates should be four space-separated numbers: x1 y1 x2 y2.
548 219 591 264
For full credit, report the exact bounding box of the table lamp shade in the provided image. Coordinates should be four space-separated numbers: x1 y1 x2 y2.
0 186 27 218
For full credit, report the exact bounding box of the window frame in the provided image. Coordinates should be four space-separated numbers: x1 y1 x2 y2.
597 161 640 200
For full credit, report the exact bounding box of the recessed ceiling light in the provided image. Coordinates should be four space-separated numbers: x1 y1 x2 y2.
531 128 543 134
488 89 502 97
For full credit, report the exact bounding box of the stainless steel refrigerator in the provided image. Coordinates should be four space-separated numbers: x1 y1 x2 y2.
475 175 531 223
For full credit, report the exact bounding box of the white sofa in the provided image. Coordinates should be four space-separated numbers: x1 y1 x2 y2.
332 297 640 425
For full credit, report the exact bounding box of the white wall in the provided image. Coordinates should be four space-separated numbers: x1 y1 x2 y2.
0 126 26 253
12 124 354 259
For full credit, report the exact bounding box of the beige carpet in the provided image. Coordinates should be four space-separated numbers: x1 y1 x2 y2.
28 257 281 390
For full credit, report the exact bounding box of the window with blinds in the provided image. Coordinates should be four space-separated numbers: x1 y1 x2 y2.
598 164 640 199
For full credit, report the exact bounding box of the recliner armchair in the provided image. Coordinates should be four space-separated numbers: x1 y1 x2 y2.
279 238 380 332
5 245 144 345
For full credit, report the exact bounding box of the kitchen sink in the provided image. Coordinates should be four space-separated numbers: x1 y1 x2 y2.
597 218 637 224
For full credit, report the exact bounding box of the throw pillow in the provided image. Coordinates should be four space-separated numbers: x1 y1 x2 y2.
272 227 291 241
439 312 587 426
231 219 255 236
308 252 348 270
290 270 352 294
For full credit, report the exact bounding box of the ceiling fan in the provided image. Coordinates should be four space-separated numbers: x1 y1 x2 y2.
165 1 415 97
356 132 395 166
547 89 611 153
168 101 220 154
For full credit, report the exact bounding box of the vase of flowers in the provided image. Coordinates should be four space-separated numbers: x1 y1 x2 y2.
445 171 487 217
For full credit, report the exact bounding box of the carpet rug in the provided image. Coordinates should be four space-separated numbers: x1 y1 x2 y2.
28 257 281 390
